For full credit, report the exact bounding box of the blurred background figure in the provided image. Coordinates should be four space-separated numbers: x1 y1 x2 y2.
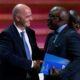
69 10 80 34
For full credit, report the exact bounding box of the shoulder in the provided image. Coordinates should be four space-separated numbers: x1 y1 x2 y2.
0 24 14 39
67 28 79 37
26 27 36 37
65 28 80 41
26 27 35 33
1 24 14 33
63 26 77 37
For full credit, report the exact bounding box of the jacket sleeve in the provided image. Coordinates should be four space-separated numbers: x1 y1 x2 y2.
60 31 80 80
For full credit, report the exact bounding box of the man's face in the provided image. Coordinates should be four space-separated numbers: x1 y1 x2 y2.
17 8 32 27
48 13 60 30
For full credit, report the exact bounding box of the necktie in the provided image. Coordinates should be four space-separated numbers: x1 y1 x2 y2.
20 32 32 60
53 30 58 43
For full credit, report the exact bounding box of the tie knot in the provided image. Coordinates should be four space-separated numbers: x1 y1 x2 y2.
20 32 24 38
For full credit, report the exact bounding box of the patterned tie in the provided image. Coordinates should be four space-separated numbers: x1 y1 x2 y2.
20 32 32 60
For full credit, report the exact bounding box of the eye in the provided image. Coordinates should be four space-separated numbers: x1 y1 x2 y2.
25 15 32 18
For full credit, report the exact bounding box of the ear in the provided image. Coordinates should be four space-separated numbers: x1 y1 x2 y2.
15 15 20 22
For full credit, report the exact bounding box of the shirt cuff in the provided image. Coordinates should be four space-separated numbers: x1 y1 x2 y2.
38 73 44 80
31 61 36 68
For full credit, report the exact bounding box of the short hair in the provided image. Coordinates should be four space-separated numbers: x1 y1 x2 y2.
69 10 78 23
49 6 69 21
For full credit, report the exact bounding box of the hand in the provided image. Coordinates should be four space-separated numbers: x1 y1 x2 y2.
33 60 43 70
49 66 60 76
49 67 62 80
32 60 43 72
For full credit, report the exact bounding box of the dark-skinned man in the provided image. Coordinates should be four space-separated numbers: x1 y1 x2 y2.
44 6 80 80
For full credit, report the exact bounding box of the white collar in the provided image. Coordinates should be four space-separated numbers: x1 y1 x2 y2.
57 24 68 33
14 22 26 34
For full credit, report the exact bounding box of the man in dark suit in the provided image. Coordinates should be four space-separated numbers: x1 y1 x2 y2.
44 6 80 80
0 4 42 80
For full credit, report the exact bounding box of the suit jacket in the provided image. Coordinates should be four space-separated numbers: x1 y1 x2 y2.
0 24 42 80
44 26 80 80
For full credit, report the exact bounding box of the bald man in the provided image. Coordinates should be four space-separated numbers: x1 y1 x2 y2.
44 6 80 80
0 4 43 80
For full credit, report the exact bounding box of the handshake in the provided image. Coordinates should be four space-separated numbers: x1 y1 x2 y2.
33 60 60 74
32 60 43 72
32 60 60 75
32 60 61 80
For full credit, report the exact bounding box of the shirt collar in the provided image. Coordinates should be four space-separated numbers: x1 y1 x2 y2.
14 22 26 34
57 24 68 33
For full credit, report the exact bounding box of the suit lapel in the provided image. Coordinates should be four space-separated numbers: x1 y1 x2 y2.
25 28 34 56
55 26 70 44
10 24 27 57
25 28 32 47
